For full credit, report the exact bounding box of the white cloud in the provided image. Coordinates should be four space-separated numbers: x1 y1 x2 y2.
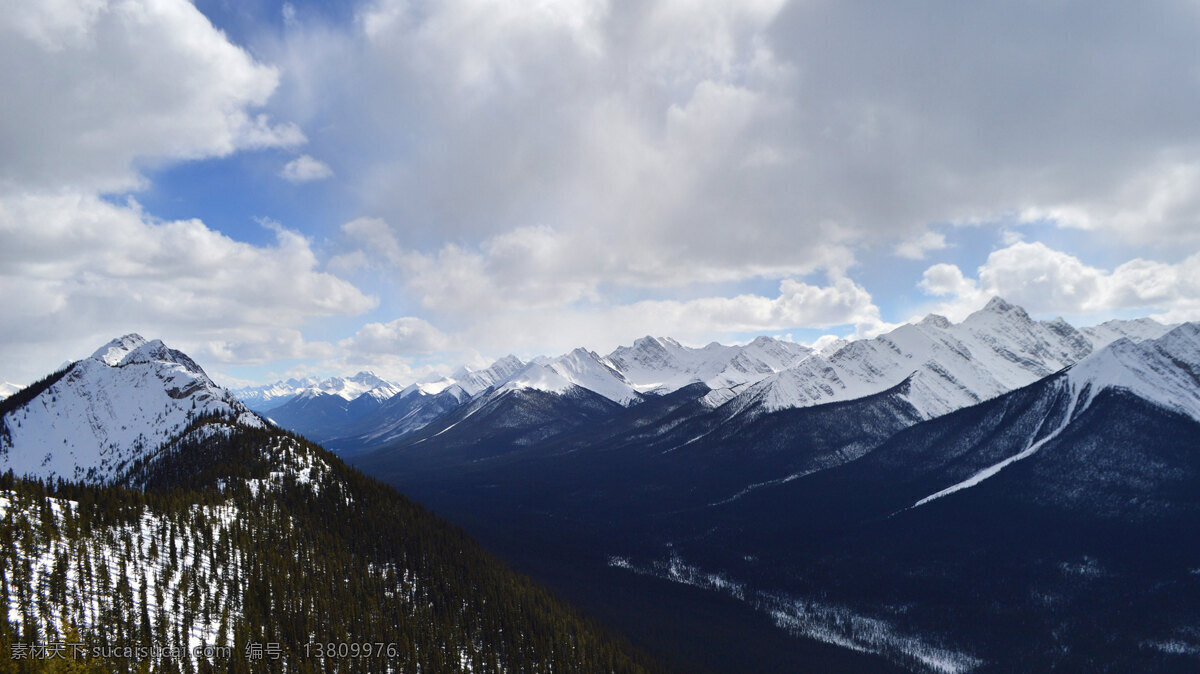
288 0 861 289
332 210 891 360
919 263 978 299
918 241 1200 323
0 0 367 384
341 217 852 321
0 192 375 382
8 0 1200 383
1018 161 1200 243
280 154 334 182
270 0 1200 316
340 317 451 355
0 0 303 194
895 231 948 260
404 274 886 360
603 276 887 337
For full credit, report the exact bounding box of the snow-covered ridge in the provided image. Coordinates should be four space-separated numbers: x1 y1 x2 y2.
502 302 1168 417
0 382 20 401
1080 317 1177 350
1 423 334 659
452 355 526 396
715 297 1128 419
320 298 1171 420
909 321 1200 510
0 334 264 484
604 335 812 396
1069 321 1200 422
499 348 640 404
234 371 400 409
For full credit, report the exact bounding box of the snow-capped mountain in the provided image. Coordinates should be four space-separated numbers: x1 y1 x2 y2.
354 314 1200 673
0 334 263 484
0 382 20 400
603 335 812 396
316 371 402 401
500 348 640 405
713 298 1097 419
232 376 321 409
233 371 401 411
451 355 527 396
1068 321 1200 423
838 319 1200 513
1079 317 1178 349
243 297 1178 464
248 356 530 448
328 383 471 453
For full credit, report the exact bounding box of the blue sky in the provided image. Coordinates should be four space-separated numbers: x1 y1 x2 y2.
2 0 1200 387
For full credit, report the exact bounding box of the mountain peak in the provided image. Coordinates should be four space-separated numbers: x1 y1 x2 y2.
103 339 210 380
346 371 386 386
984 296 1014 312
90 333 148 366
3 336 263 483
965 296 1032 325
919 314 951 329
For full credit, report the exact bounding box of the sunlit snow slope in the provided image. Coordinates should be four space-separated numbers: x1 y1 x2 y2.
0 334 263 483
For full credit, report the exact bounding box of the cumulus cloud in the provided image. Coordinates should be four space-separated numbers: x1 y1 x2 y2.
286 0 863 288
456 275 888 358
340 317 451 355
340 216 852 321
9 0 1200 381
330 210 887 356
918 241 1200 323
0 193 375 381
603 277 888 337
274 0 1200 318
0 0 386 384
280 154 334 182
919 264 978 299
0 0 303 194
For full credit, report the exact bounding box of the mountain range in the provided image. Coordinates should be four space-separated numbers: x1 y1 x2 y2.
233 370 401 411
3 297 1198 672
242 297 1174 455
259 297 1194 672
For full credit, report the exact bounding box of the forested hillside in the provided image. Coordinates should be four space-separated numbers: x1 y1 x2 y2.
0 417 656 673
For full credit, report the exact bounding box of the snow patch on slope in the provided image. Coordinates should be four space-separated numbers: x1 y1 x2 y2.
1 489 246 657
609 552 981 673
